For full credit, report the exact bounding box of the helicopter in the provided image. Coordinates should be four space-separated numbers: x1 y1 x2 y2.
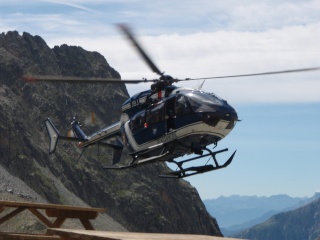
23 24 320 178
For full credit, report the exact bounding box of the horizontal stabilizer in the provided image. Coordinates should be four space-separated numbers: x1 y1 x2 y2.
44 118 60 154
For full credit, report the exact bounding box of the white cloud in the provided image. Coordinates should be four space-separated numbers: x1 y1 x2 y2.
46 0 99 13
2 0 320 35
44 22 320 103
1 0 320 103
225 1 320 31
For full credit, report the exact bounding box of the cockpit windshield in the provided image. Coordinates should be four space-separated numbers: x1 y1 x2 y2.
185 91 224 113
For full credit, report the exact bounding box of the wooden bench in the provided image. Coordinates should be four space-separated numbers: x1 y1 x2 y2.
0 200 106 230
0 232 60 240
46 228 241 240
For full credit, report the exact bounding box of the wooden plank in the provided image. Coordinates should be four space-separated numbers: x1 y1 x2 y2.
0 233 60 240
51 218 66 228
7 234 60 240
0 207 27 225
28 208 55 228
45 209 98 219
46 229 241 240
0 200 104 230
79 219 94 230
0 200 105 213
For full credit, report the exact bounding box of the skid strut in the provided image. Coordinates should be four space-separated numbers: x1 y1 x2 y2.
159 148 236 178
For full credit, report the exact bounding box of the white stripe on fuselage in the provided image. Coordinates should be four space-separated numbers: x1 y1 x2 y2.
125 120 232 153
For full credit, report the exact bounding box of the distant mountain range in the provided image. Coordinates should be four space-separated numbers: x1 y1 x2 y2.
204 193 320 236
234 196 320 240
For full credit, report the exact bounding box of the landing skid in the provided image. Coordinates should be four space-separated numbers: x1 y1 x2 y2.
103 150 171 170
104 146 236 179
159 148 236 178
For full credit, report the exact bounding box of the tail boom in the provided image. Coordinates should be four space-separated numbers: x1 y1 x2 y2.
77 122 121 148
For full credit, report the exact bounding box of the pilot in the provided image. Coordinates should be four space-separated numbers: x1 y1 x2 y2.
166 109 175 131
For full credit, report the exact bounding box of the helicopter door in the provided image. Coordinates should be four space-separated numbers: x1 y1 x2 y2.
166 96 176 132
130 110 147 146
145 102 166 140
174 94 195 129
130 103 166 145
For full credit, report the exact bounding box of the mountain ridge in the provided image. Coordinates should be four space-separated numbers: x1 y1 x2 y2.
0 30 221 235
204 193 318 236
234 196 320 240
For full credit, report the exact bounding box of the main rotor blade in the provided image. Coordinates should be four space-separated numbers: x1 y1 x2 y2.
117 24 163 76
22 75 155 84
183 67 320 81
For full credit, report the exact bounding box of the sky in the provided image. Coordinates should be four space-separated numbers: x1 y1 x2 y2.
1 0 320 200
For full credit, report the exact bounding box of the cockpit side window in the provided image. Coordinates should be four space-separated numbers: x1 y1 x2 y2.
187 92 223 113
131 111 145 130
175 94 193 117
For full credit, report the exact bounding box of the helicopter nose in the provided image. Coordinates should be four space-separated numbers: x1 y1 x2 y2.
224 105 238 129
202 103 238 129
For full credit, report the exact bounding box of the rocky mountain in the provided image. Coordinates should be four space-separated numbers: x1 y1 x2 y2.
234 196 320 240
0 31 221 235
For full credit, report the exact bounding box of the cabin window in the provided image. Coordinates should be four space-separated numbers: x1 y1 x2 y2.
146 102 165 125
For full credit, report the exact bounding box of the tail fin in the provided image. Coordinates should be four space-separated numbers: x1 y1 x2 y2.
44 118 60 154
71 118 87 140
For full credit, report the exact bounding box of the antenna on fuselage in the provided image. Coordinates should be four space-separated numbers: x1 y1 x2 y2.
195 80 206 90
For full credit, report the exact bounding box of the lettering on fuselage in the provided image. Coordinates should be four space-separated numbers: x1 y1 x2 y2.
157 131 177 144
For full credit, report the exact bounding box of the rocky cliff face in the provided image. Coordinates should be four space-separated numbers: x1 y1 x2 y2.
0 31 221 235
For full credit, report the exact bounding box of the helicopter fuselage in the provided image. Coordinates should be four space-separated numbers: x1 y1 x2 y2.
120 86 238 161
43 85 238 178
